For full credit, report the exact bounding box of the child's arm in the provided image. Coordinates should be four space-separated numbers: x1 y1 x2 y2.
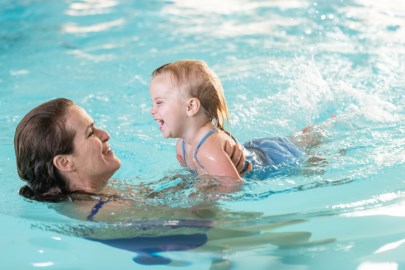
176 139 186 167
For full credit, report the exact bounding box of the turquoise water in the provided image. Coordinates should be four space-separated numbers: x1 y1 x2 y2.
1 0 405 269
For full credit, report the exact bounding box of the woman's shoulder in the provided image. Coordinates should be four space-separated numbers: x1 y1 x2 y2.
49 191 132 222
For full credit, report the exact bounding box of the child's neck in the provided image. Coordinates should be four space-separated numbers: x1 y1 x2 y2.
181 118 215 148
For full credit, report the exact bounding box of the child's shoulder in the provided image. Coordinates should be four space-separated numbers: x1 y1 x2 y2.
195 129 241 179
216 129 237 145
199 129 235 154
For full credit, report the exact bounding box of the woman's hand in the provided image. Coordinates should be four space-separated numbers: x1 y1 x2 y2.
224 141 252 177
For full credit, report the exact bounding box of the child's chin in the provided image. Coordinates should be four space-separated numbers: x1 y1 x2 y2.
161 130 173 138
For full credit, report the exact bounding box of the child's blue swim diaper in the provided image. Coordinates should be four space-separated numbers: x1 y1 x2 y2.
243 137 305 179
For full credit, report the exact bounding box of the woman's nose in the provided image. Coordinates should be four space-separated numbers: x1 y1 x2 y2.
96 128 110 142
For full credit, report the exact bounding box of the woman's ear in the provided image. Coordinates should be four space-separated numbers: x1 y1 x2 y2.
53 155 75 172
186 98 201 116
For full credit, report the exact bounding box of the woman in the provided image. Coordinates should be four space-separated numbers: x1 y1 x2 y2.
15 98 121 198
14 98 249 220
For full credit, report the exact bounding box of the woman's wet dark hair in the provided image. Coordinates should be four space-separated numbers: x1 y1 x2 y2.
14 98 76 201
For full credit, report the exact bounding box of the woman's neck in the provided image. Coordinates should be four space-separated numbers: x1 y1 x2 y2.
65 171 109 194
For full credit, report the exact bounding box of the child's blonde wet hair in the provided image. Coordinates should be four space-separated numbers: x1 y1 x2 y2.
152 59 230 131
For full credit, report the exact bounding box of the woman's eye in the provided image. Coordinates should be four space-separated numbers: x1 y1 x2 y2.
88 130 94 137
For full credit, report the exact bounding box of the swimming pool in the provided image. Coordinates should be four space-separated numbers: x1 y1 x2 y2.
1 0 404 269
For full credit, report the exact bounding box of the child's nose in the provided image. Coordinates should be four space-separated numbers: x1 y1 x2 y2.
150 106 156 115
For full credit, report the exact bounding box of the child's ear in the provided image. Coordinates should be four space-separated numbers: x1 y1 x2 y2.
186 98 201 116
53 155 75 172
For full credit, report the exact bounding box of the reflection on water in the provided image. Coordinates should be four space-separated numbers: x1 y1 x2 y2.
65 0 118 16
62 19 125 34
161 0 310 39
166 0 309 14
35 208 335 266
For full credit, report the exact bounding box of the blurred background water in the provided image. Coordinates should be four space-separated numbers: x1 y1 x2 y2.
0 0 404 269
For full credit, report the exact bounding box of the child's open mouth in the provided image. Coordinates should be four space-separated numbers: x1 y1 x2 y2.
155 119 164 129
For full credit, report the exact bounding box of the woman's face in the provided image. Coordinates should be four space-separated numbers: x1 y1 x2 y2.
64 105 121 192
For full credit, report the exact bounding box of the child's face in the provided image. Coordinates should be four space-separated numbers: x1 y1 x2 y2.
149 73 188 138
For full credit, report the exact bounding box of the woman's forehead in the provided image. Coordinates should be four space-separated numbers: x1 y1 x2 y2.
66 105 93 128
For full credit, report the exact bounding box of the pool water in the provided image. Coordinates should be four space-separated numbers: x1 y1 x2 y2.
1 0 404 269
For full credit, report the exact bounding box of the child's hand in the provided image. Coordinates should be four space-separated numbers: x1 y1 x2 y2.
224 141 252 177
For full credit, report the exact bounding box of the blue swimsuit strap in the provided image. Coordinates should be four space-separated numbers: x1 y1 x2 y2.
181 139 187 167
181 127 217 171
182 127 250 174
194 127 217 170
87 199 109 221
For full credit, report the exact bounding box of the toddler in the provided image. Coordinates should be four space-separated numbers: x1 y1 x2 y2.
149 60 307 180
